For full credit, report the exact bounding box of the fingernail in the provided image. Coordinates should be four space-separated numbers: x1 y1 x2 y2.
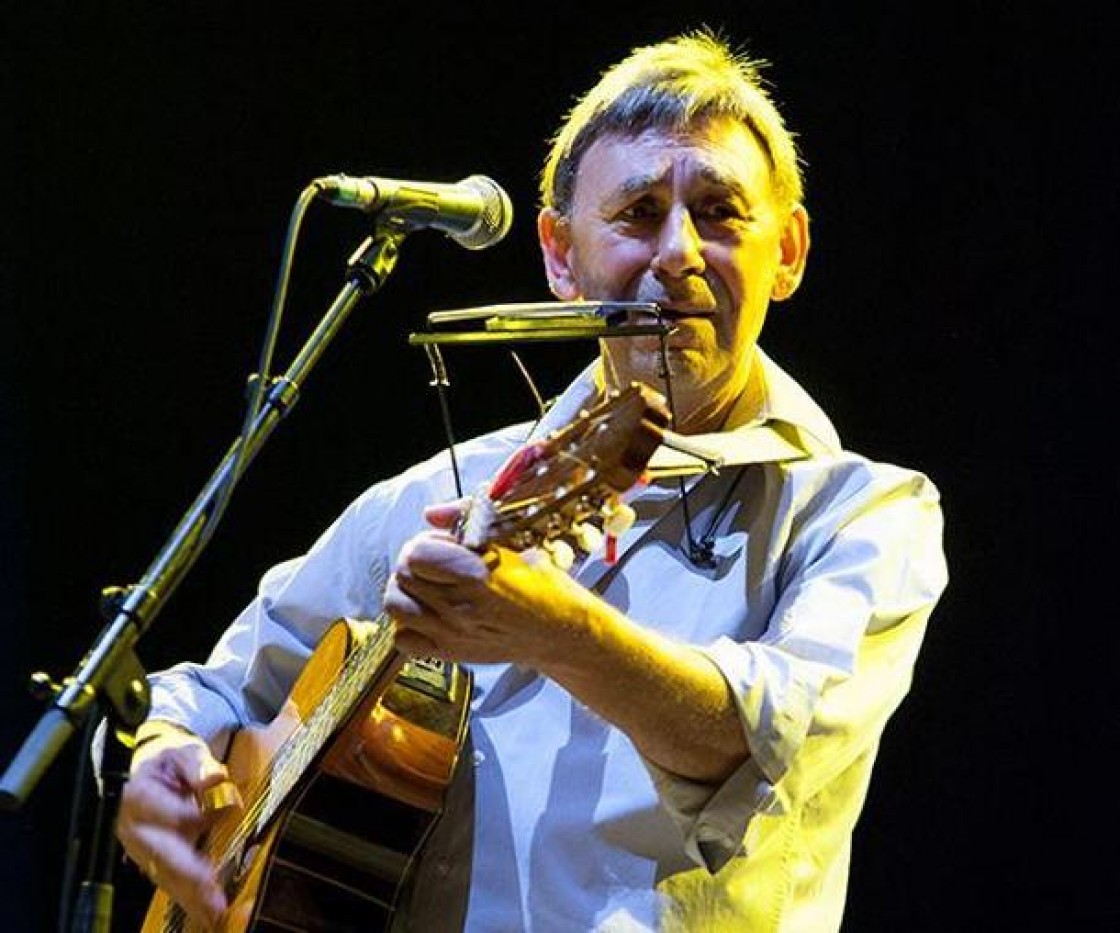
207 891 228 927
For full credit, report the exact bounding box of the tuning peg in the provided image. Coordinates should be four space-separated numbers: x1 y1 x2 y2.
603 502 637 537
543 538 576 571
571 522 604 554
28 671 62 701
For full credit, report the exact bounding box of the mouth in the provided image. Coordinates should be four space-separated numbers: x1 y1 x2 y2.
629 309 710 352
626 304 715 326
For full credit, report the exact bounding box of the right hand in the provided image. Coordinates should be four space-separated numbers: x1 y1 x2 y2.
117 722 242 928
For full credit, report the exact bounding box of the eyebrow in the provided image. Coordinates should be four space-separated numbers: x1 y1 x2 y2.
608 172 664 204
609 164 746 205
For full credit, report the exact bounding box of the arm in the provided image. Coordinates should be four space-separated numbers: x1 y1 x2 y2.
543 588 748 782
112 483 401 924
387 506 746 783
387 462 948 866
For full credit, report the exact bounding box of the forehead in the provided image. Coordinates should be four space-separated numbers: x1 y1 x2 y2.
572 117 774 206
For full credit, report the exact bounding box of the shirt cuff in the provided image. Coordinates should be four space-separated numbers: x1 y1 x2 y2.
643 754 783 872
639 636 821 872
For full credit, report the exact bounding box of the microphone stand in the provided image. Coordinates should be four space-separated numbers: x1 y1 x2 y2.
0 227 405 932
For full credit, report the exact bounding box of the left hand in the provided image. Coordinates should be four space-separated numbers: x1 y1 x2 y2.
383 505 599 666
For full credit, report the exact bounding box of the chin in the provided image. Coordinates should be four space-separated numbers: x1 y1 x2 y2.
607 343 713 396
662 347 713 381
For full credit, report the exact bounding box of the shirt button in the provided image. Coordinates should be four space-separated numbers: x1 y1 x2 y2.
471 749 486 766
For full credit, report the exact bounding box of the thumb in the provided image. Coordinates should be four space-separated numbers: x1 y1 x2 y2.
161 743 241 808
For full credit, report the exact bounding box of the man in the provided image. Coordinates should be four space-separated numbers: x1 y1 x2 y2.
115 29 947 931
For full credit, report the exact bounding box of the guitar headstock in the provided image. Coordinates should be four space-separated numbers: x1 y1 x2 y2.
458 383 670 564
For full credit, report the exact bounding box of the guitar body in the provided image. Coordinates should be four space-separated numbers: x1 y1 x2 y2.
142 618 472 932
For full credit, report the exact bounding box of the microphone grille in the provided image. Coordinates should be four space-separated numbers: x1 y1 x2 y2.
456 175 514 250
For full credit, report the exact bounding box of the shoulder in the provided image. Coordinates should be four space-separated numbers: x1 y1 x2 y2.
773 453 946 594
779 450 942 517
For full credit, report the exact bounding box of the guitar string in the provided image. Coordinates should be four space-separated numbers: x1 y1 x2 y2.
219 633 384 850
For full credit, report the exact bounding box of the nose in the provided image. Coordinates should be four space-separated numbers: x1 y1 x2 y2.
652 207 705 279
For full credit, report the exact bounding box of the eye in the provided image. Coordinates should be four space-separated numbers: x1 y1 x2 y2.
695 197 747 223
616 198 664 224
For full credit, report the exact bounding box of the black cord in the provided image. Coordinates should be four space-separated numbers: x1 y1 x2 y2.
163 184 320 589
57 713 97 933
687 465 749 568
653 331 710 566
423 344 463 499
652 329 749 569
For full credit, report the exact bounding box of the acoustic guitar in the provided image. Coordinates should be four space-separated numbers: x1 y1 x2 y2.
141 382 670 932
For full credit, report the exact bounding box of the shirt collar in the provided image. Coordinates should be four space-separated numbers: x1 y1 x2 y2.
529 348 842 477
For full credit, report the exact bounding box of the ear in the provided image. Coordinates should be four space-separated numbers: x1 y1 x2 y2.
770 204 811 302
538 208 581 300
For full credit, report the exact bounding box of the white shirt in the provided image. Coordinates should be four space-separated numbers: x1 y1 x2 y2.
145 349 947 931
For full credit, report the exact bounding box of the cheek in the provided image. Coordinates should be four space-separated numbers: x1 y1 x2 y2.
572 235 650 287
714 299 768 365
711 265 769 349
720 247 776 309
718 314 762 356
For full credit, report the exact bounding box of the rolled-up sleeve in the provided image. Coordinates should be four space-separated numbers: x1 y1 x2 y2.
644 460 947 871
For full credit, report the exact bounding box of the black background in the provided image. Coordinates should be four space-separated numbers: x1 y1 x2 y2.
4 3 1112 930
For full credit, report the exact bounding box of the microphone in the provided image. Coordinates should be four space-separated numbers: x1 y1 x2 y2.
311 173 513 250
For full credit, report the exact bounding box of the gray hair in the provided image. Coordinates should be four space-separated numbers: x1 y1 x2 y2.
540 28 805 214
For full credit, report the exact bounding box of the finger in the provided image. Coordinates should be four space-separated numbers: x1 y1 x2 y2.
118 786 227 926
394 574 478 621
199 779 242 816
392 626 446 660
185 751 244 815
385 578 459 654
119 745 233 928
383 572 438 622
423 498 470 529
132 824 227 927
388 553 481 622
121 767 210 840
400 535 490 584
166 742 228 791
166 744 246 817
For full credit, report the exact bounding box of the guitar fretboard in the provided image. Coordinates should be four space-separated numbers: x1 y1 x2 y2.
262 616 397 833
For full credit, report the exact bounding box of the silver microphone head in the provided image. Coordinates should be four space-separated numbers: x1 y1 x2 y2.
453 175 513 250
